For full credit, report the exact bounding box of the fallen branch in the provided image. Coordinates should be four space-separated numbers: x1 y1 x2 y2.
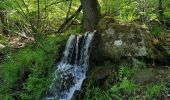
56 5 82 33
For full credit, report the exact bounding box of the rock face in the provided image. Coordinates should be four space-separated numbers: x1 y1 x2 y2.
92 16 169 63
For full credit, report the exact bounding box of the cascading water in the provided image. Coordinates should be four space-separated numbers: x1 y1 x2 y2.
46 31 95 100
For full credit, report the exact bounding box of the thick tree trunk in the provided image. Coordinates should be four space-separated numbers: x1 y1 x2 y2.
0 8 9 35
80 0 101 31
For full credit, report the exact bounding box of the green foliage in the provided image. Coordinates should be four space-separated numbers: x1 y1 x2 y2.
84 64 138 100
164 12 170 22
0 34 68 100
116 1 138 22
119 79 136 93
100 0 138 22
110 79 136 99
0 0 81 36
84 78 164 100
109 64 138 99
150 25 164 36
84 61 167 100
0 0 13 9
66 25 82 35
21 71 51 100
84 82 112 100
144 83 163 99
0 95 14 100
1 0 170 99
99 0 116 15
100 0 170 24
118 64 135 81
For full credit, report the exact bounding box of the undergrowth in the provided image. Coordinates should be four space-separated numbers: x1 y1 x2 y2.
84 62 165 100
0 34 68 100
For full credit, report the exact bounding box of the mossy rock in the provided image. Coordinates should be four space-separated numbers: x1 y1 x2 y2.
97 16 116 31
93 16 169 63
86 64 117 88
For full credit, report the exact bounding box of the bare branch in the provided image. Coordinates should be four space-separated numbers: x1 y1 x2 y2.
57 5 82 33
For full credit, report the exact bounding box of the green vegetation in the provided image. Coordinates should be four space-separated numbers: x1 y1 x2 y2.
0 34 68 99
150 25 165 36
84 63 167 100
85 81 112 100
0 0 170 99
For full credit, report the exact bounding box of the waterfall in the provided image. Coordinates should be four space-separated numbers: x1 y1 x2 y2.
46 31 95 100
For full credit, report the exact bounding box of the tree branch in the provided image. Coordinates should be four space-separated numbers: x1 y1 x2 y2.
43 0 64 10
56 5 82 33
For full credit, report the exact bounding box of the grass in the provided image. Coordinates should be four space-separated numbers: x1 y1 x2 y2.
84 81 112 100
150 25 165 36
144 83 163 99
84 63 166 100
0 34 68 100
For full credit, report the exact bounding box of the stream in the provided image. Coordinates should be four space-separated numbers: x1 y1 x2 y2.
46 31 95 100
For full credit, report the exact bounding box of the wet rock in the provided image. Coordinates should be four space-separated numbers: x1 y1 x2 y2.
87 64 116 87
71 90 82 100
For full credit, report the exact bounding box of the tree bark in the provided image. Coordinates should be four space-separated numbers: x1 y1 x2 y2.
0 8 9 35
80 0 101 31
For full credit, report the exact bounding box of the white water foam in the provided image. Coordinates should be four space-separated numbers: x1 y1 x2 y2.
46 31 95 100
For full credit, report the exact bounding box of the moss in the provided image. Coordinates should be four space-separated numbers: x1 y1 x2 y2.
97 16 116 31
97 16 169 63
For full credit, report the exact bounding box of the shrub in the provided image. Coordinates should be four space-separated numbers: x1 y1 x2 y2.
0 34 68 100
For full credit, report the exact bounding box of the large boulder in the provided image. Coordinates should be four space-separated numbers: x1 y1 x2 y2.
92 16 169 63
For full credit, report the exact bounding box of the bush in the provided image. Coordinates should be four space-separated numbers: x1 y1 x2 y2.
0 34 68 100
150 25 164 36
144 83 163 99
84 82 112 100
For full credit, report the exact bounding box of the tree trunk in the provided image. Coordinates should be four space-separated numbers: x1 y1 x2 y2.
0 8 9 35
80 0 101 31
